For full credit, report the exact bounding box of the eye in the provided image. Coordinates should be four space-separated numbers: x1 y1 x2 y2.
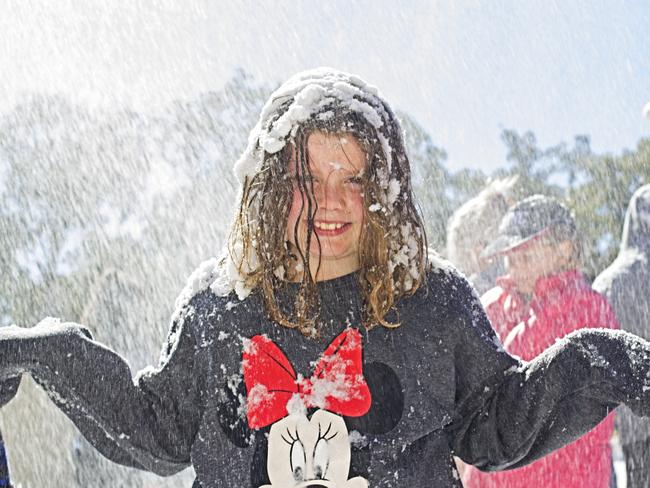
346 176 363 186
313 437 329 479
290 437 307 481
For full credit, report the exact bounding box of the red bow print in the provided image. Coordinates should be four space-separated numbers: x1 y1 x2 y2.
242 328 371 429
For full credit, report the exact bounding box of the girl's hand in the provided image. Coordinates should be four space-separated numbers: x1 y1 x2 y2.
0 320 93 405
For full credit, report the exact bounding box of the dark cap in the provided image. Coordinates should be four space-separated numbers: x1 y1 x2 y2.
482 195 576 257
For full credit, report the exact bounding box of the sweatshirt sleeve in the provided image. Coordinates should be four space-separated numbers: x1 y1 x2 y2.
0 294 207 476
445 271 650 471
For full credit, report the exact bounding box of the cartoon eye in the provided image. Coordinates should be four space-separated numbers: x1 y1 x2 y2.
313 437 329 479
290 439 307 481
283 428 307 482
313 422 338 480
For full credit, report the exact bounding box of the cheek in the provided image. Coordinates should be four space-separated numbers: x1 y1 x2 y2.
348 190 365 224
541 252 564 274
505 257 525 274
286 191 304 234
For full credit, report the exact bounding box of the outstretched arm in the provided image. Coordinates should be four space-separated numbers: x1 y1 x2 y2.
453 327 650 470
447 273 650 471
0 310 202 476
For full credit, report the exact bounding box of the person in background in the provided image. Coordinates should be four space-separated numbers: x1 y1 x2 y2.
594 184 650 488
464 195 618 488
445 177 517 294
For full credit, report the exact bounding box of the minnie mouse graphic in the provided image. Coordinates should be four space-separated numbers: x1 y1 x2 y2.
242 328 394 488
259 410 368 488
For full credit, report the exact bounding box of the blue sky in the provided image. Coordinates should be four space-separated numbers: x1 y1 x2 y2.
1 0 648 172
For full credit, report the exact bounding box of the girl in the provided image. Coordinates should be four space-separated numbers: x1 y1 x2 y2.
1 68 650 488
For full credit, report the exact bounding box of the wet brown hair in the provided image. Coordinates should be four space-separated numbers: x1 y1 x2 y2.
228 91 429 336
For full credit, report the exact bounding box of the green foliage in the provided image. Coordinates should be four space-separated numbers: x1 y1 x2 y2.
567 138 650 277
398 112 451 250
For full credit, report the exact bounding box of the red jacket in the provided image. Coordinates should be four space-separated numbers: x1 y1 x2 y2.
463 269 619 488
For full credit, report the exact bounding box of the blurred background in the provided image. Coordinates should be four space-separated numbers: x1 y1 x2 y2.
0 0 648 486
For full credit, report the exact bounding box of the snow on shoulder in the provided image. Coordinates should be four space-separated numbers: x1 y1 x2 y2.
427 248 461 277
171 257 230 323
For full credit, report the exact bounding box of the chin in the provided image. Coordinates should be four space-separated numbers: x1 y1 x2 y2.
309 240 349 255
315 248 356 262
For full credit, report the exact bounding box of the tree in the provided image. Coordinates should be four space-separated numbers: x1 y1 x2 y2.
0 70 269 488
566 138 650 277
398 112 452 251
486 129 650 279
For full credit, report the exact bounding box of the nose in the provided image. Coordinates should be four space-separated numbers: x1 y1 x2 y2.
305 485 328 488
315 177 344 211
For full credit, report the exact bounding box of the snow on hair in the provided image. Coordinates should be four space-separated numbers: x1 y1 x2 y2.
234 68 392 183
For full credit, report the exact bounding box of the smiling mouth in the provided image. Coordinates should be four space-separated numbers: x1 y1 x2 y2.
314 221 347 230
312 221 351 236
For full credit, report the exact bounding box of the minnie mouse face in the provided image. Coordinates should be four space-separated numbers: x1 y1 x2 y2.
217 327 404 487
259 409 368 488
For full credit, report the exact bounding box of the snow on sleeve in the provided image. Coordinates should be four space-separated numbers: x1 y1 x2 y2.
548 328 650 390
36 316 63 328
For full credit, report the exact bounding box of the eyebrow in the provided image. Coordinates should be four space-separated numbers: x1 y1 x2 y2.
289 165 365 177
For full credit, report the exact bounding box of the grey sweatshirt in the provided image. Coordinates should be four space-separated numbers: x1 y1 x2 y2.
2 262 650 487
594 184 650 446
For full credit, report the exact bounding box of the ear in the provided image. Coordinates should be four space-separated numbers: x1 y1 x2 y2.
345 476 370 488
217 376 254 448
344 362 403 435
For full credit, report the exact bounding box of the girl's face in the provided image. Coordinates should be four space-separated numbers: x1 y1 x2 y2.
286 131 368 282
504 237 574 294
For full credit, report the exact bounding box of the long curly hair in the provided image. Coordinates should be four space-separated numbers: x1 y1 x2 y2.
226 69 429 336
